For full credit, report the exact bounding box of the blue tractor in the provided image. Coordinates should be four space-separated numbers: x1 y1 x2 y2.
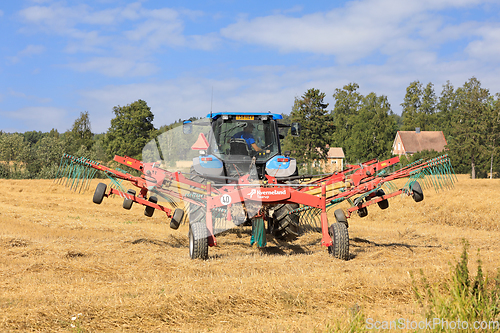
184 112 303 247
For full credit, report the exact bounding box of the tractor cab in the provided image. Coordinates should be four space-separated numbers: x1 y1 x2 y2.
186 112 299 180
211 114 279 160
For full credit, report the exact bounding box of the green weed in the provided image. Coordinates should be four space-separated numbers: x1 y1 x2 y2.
411 239 500 332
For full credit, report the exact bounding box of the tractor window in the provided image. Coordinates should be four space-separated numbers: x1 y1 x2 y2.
212 117 279 161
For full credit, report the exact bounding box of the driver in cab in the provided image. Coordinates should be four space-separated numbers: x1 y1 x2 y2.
232 122 269 153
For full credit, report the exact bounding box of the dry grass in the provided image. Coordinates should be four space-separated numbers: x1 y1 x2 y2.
1 175 499 332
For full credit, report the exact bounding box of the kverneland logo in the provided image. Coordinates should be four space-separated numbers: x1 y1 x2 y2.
248 188 287 199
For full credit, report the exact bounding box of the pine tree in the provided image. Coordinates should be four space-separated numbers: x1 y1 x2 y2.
283 88 333 172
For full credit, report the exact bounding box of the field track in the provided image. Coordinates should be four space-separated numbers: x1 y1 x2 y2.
1 176 499 332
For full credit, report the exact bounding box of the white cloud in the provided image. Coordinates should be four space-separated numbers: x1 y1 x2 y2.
220 0 495 64
19 44 46 57
7 44 46 64
1 106 69 132
465 25 500 62
17 1 219 77
66 57 158 77
8 89 51 103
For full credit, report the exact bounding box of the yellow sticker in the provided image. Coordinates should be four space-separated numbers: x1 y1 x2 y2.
381 163 387 167
236 115 254 120
127 161 132 165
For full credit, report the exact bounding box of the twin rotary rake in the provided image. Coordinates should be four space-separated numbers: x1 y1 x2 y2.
55 151 456 260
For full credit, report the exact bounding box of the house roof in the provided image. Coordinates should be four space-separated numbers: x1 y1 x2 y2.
395 131 447 154
327 147 345 158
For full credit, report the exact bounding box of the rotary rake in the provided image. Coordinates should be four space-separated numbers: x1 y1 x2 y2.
56 151 455 260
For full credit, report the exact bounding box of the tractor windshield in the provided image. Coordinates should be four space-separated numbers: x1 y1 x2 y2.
211 116 279 162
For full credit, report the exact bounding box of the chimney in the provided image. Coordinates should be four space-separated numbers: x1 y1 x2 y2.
415 127 420 133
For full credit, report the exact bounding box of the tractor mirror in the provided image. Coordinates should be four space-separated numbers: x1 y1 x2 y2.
291 123 301 136
183 120 193 134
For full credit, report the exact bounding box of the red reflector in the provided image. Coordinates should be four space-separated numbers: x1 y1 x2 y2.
277 158 289 162
201 157 212 161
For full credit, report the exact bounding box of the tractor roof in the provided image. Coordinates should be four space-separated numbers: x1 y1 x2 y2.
207 112 283 120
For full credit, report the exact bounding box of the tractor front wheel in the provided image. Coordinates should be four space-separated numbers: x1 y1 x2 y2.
189 222 208 259
328 222 349 260
93 183 107 204
272 203 300 241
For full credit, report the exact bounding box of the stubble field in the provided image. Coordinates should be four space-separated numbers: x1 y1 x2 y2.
1 175 499 332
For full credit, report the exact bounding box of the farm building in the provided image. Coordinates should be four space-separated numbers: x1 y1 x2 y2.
392 128 447 156
315 147 345 172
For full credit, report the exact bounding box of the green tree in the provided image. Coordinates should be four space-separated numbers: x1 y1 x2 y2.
401 81 437 131
436 81 459 139
331 83 363 151
348 93 397 162
331 83 396 163
486 95 500 178
27 136 65 178
0 133 30 178
448 77 491 179
67 111 93 154
283 88 333 172
105 99 157 160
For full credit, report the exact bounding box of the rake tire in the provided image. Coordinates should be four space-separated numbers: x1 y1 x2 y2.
334 209 348 228
357 206 368 218
144 196 157 217
272 203 300 241
189 222 209 260
188 169 207 224
170 208 184 230
328 222 349 260
412 181 424 202
123 189 136 210
93 183 107 204
376 189 389 210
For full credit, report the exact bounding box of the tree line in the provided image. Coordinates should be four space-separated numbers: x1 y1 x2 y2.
1 77 499 179
285 78 500 178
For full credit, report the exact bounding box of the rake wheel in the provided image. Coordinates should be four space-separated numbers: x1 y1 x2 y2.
357 206 368 218
376 189 389 210
334 209 348 228
412 181 424 202
170 208 184 230
123 189 136 210
92 183 107 204
144 196 157 217
328 222 349 260
189 222 208 259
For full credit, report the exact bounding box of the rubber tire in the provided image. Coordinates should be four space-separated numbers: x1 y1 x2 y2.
334 209 348 228
272 203 300 241
123 189 136 210
412 181 424 202
188 169 207 224
357 206 368 218
189 222 208 259
144 196 158 217
328 222 349 260
170 208 184 230
93 183 107 204
376 189 389 210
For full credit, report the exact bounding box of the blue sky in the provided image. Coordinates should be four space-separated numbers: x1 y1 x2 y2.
1 0 500 133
